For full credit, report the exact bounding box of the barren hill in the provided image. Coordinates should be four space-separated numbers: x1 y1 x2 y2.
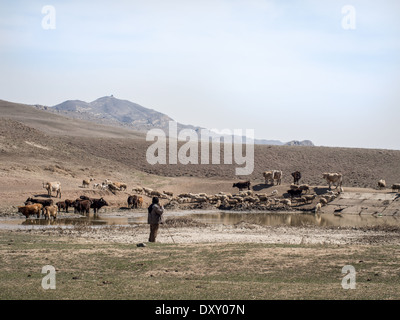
1 99 400 195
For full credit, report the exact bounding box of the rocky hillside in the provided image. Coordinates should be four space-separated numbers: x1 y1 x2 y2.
47 96 314 146
51 96 175 132
1 99 400 189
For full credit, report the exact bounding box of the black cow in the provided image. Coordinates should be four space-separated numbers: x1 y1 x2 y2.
73 199 91 214
287 189 303 198
56 201 67 213
78 196 108 214
91 198 108 214
25 197 53 207
64 199 75 213
233 181 251 191
291 171 302 185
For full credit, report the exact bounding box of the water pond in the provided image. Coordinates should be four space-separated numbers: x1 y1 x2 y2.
1 210 399 230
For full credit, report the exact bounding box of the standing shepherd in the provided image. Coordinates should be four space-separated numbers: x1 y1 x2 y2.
147 197 164 242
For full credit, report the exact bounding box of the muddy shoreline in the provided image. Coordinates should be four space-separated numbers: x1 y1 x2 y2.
3 220 400 246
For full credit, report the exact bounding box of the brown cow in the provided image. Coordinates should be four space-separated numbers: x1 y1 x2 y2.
136 196 143 208
18 204 43 219
56 201 67 213
291 171 301 185
43 205 58 220
128 195 143 209
73 199 91 214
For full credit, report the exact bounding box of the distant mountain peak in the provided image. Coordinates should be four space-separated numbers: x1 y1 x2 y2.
285 140 314 146
52 96 174 130
50 96 314 146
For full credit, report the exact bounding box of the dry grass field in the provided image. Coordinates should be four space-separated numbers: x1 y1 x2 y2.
1 231 400 300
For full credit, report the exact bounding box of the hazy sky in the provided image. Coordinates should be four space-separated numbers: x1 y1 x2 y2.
1 0 399 149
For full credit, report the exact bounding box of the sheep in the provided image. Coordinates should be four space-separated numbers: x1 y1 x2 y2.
218 192 235 198
108 183 120 193
206 196 218 203
303 194 317 203
112 182 127 191
296 197 307 205
82 178 94 188
215 194 228 201
298 184 310 193
227 199 239 205
143 187 153 195
256 194 269 202
194 196 208 203
101 182 108 190
232 196 244 203
163 191 173 197
281 199 292 207
177 197 188 204
289 184 299 190
391 184 400 192
320 198 328 206
244 196 259 203
315 203 322 213
150 190 163 197
271 190 278 197
323 194 336 202
178 193 190 198
132 187 144 194
377 180 386 190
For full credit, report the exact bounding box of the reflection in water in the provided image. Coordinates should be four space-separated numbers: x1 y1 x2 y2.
190 212 326 227
116 211 400 228
158 211 400 228
5 210 400 229
21 216 108 226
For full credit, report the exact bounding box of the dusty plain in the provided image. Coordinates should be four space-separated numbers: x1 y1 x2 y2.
1 99 400 300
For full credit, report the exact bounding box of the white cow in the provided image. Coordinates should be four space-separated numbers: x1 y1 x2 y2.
42 181 61 198
322 173 342 190
263 170 282 185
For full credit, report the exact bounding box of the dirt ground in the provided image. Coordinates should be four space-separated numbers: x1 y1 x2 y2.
1 100 400 243
1 100 400 300
7 219 399 246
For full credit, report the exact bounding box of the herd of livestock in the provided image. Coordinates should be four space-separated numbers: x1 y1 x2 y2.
16 171 400 220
